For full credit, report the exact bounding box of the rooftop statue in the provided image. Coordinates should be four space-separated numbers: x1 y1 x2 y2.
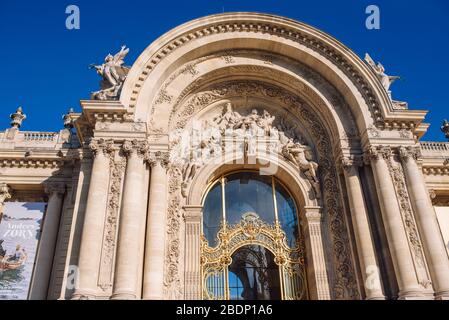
365 53 407 109
90 45 130 101
364 53 400 92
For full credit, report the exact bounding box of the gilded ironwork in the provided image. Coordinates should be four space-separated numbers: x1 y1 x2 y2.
201 212 308 300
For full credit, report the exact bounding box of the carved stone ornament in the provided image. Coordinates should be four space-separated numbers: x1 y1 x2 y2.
364 53 407 109
0 183 12 204
167 80 360 299
121 139 149 158
385 154 432 289
90 46 130 101
171 102 321 199
89 138 116 157
44 183 66 196
99 156 126 291
398 146 421 162
146 151 170 168
10 107 26 129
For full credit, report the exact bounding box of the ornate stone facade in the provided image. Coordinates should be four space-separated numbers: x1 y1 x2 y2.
1 13 449 300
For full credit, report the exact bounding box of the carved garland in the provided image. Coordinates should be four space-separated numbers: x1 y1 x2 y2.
168 80 360 299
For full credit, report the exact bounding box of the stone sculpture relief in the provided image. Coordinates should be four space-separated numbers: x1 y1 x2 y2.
90 46 130 101
172 103 320 198
168 81 360 299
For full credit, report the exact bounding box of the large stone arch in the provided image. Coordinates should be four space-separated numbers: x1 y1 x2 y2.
121 12 426 140
158 67 362 299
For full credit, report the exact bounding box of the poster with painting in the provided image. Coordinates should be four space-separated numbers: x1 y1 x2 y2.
0 202 46 300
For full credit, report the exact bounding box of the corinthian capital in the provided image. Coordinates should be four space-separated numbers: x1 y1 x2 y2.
398 146 421 162
365 145 392 161
44 183 66 196
146 151 170 168
89 138 115 157
340 156 363 172
122 139 150 158
0 183 12 204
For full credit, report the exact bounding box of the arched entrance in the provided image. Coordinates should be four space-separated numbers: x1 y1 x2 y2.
201 171 308 300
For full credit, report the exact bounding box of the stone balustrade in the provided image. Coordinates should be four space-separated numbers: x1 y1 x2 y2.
0 129 80 150
420 141 449 158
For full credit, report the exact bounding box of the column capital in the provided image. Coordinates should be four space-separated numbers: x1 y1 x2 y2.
303 206 323 222
44 182 66 196
365 145 392 162
146 151 170 168
340 156 364 172
122 139 149 159
89 138 115 157
398 146 421 163
184 205 203 222
0 183 12 204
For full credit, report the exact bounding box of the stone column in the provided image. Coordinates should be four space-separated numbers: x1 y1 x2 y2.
367 146 423 299
142 151 169 300
0 183 12 224
301 206 331 300
30 183 65 300
184 205 202 300
73 139 113 299
399 146 449 299
341 157 385 300
111 140 148 300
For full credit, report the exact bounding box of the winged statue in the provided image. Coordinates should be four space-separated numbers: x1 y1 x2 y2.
90 45 130 100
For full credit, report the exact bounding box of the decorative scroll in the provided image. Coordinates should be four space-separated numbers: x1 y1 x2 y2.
201 212 308 300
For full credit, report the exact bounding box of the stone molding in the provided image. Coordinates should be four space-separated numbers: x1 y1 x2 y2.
44 183 66 196
124 14 391 128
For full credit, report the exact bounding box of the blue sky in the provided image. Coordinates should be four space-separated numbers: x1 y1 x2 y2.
0 0 448 141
